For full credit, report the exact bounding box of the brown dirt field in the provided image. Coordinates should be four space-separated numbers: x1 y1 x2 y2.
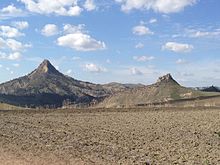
0 108 219 165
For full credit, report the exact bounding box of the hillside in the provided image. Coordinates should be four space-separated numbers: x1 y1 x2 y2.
97 74 219 108
0 60 141 108
0 103 24 110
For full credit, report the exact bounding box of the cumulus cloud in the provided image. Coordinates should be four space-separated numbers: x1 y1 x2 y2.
57 24 106 51
0 52 7 59
6 39 31 51
132 25 153 36
0 52 22 60
130 67 143 75
0 4 24 19
12 21 29 30
84 0 96 11
162 42 193 53
133 55 155 62
41 24 59 37
115 0 197 13
8 52 22 60
63 24 85 34
19 0 83 16
0 26 24 38
84 63 107 73
0 37 31 52
1 4 22 14
0 38 5 48
135 42 144 49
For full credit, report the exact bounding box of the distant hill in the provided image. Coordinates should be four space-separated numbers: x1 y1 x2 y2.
97 74 219 108
102 82 145 93
0 60 140 108
193 86 220 92
0 60 219 109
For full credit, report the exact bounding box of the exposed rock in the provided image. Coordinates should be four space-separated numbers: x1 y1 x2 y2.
0 60 140 108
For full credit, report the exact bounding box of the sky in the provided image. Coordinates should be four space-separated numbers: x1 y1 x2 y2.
0 0 220 87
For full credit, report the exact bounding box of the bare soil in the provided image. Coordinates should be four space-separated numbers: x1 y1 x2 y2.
0 108 219 165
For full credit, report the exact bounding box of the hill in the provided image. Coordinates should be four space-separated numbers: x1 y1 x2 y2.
97 74 219 108
0 60 141 108
200 86 220 92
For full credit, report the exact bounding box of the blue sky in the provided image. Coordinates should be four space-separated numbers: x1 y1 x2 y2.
0 0 220 86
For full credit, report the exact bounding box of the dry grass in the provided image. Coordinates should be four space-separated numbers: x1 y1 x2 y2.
0 103 22 110
0 108 219 164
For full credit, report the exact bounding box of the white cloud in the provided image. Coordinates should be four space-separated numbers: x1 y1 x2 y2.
115 0 197 13
130 67 143 75
0 26 24 38
57 24 106 51
0 52 22 60
41 24 59 37
132 25 153 36
176 59 188 64
0 38 6 48
0 37 31 52
67 6 83 16
8 52 22 60
162 42 193 53
63 24 85 34
84 0 96 11
85 63 107 73
1 4 22 14
188 29 220 38
66 69 72 74
12 21 29 30
133 56 155 62
6 39 31 51
149 18 157 24
0 52 7 59
0 64 2 68
135 42 144 49
19 0 83 16
0 4 24 19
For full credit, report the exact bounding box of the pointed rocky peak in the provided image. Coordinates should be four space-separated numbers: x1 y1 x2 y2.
29 59 61 77
38 60 55 73
156 73 179 85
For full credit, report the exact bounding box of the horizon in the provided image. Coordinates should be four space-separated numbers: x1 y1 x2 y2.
0 58 215 88
0 0 220 87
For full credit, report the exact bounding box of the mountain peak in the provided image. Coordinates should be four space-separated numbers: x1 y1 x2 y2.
29 59 61 76
156 73 179 84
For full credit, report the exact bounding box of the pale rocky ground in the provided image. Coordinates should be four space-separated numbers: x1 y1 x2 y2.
0 108 219 165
